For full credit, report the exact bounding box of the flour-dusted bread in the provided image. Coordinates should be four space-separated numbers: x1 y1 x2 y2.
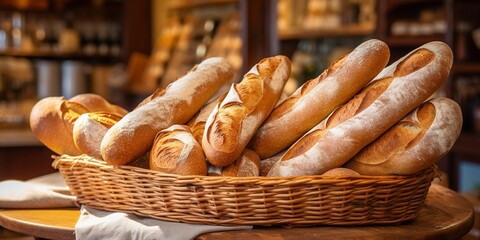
268 41 453 177
69 93 128 116
30 96 89 155
345 97 462 175
221 149 261 177
202 55 291 167
73 112 122 160
249 39 390 159
149 125 207 175
101 57 234 166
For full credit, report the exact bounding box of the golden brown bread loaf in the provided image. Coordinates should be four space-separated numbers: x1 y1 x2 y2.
259 151 283 176
268 41 453 177
187 96 222 144
101 57 234 166
249 39 390 159
30 96 89 155
69 93 128 116
322 168 360 177
345 97 462 175
73 112 122 160
149 125 207 175
221 149 261 177
202 55 291 167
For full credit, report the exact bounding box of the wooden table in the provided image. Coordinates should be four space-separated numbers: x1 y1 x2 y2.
0 184 474 240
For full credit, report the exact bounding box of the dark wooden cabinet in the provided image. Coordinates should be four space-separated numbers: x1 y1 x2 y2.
0 146 56 181
376 0 480 190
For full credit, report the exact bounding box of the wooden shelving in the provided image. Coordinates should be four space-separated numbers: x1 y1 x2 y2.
385 35 446 47
168 0 238 10
279 23 375 40
0 50 120 62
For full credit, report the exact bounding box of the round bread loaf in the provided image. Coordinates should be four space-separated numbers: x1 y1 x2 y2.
69 93 128 116
345 97 462 175
249 39 390 159
202 55 291 167
268 41 453 177
101 57 234 166
73 112 122 160
30 96 89 155
149 125 207 175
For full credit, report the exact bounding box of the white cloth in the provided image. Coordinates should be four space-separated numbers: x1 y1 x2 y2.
75 205 252 240
0 172 77 208
0 173 253 239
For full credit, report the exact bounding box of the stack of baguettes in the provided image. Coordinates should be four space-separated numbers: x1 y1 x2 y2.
30 39 463 178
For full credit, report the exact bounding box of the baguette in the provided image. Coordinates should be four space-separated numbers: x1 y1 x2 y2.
249 39 390 159
149 125 207 175
221 148 261 177
73 112 122 160
30 96 89 155
101 57 234 166
345 97 462 175
187 96 222 144
202 55 291 167
268 41 453 177
322 168 360 177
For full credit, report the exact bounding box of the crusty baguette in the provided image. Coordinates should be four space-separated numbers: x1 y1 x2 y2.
101 57 234 166
30 96 89 155
149 125 207 175
69 93 128 116
268 41 453 177
221 148 261 177
187 95 222 144
202 55 291 167
259 151 283 177
322 168 360 177
73 112 122 160
249 39 390 159
345 97 462 175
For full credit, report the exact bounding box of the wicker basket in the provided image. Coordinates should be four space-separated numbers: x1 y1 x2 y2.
53 155 436 226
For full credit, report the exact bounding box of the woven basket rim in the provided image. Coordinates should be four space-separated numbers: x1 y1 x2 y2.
52 154 439 181
53 154 436 226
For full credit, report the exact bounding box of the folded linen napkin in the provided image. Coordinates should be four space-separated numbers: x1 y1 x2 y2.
0 172 252 239
0 172 77 208
75 205 252 240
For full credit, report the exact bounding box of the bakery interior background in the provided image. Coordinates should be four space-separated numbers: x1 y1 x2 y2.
0 0 479 190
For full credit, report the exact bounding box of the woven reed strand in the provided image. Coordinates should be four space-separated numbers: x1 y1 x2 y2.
53 155 435 226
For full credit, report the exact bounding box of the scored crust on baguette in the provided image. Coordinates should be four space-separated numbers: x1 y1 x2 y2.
249 39 390 159
345 97 462 175
221 148 261 177
149 125 207 175
187 95 223 144
202 55 291 167
101 57 234 166
267 41 453 177
73 112 122 160
30 96 89 155
69 93 128 116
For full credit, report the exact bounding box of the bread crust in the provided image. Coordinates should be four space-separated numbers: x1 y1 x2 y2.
345 97 462 175
202 55 291 167
249 39 390 159
149 125 207 175
73 112 122 160
221 148 261 177
268 41 453 177
69 93 128 116
101 57 234 166
30 96 89 155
